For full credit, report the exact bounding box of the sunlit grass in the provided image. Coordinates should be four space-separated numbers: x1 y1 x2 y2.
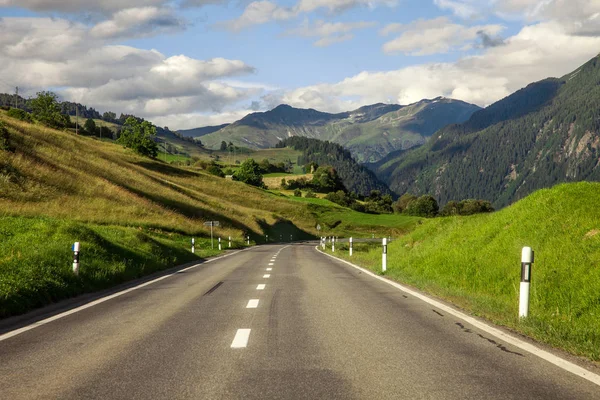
326 182 600 361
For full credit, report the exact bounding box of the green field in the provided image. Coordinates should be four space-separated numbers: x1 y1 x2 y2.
325 182 600 361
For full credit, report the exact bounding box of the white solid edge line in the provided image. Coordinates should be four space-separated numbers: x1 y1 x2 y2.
315 246 600 387
231 329 251 348
263 274 271 278
0 248 251 342
246 299 259 309
257 284 266 290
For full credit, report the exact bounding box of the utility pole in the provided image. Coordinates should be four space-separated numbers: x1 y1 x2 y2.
14 87 18 109
75 107 79 135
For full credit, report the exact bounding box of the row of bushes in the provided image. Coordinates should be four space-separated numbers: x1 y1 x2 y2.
393 194 494 217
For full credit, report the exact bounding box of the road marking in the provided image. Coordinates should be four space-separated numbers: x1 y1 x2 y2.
0 248 252 342
316 247 600 388
263 274 271 278
268 263 274 266
257 284 266 290
266 268 272 271
231 329 251 348
247 299 259 308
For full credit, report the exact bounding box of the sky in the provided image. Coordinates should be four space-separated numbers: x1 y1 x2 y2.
1 1 600 130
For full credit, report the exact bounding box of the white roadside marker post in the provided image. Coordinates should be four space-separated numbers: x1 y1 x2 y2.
332 236 335 252
218 237 222 251
349 237 353 256
382 238 387 273
247 235 250 245
72 242 80 276
519 247 534 318
191 238 195 254
229 236 232 248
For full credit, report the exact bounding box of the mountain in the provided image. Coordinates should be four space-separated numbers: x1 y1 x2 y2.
369 54 600 208
177 124 230 138
197 99 481 162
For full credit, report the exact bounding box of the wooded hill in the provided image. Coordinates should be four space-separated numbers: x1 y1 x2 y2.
278 137 392 196
195 99 480 163
370 54 600 208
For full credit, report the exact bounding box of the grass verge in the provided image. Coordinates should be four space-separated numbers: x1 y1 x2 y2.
325 182 600 362
0 216 237 318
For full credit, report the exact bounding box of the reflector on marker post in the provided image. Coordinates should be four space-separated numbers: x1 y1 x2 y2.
229 236 232 248
519 247 534 318
349 237 353 256
247 235 250 245
191 238 195 254
382 238 387 272
218 237 222 251
72 242 80 276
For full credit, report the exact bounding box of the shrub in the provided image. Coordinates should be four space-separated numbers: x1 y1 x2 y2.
393 193 417 213
304 190 317 198
0 122 12 151
232 158 265 188
207 165 225 178
440 199 495 216
404 195 439 217
117 117 158 158
7 108 33 123
294 189 302 197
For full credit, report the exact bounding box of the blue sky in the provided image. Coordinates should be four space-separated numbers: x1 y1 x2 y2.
0 0 599 129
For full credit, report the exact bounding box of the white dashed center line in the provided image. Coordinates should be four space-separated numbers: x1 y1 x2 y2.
231 329 251 348
268 263 274 266
246 299 259 309
257 284 266 290
263 274 271 278
266 268 272 271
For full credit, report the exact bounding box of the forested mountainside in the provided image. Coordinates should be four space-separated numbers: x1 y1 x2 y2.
278 137 392 196
369 54 600 208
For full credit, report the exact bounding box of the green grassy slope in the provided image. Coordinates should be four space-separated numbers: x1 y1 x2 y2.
0 112 417 317
326 182 600 361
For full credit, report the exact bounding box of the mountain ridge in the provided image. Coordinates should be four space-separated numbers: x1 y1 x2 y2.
370 54 600 208
195 98 481 162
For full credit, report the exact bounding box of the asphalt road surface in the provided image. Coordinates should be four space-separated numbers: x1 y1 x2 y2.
1 243 599 399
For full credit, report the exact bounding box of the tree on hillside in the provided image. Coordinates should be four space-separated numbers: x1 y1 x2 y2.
393 193 418 213
84 118 97 135
404 195 439 217
30 91 69 129
311 166 345 193
220 141 227 151
233 158 265 188
117 117 158 158
102 111 117 123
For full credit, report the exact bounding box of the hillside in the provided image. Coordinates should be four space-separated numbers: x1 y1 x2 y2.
325 182 600 361
197 99 480 162
0 111 417 316
278 137 393 196
371 54 600 208
178 124 230 138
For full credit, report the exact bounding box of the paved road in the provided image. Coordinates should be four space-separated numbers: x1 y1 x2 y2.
1 243 599 399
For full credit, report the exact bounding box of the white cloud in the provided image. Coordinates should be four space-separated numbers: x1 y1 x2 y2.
222 1 296 31
381 17 504 55
0 17 258 121
267 21 600 113
285 19 376 46
152 110 252 130
90 7 186 39
222 0 394 30
0 0 169 13
433 0 483 19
